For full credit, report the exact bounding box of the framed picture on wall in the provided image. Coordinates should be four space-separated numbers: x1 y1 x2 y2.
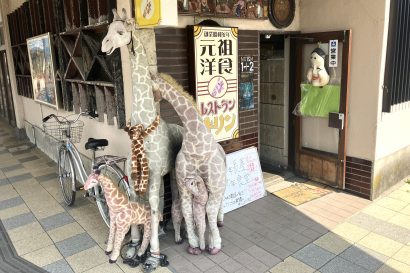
27 33 59 109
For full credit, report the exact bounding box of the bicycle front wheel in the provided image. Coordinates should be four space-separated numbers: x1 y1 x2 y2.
58 146 76 206
95 163 129 227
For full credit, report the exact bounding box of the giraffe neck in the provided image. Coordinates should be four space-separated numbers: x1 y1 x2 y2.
99 175 128 209
157 77 209 137
128 30 157 127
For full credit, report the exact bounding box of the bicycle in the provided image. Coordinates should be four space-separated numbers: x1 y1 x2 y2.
42 111 131 227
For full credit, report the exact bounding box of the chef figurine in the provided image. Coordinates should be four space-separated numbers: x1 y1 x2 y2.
307 47 330 87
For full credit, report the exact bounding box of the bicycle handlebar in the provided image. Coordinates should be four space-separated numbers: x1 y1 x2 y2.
42 111 98 124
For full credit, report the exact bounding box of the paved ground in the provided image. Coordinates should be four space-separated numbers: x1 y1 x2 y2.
1 119 410 273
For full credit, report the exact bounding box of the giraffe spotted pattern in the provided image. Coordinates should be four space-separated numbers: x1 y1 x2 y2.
124 115 161 194
84 172 151 263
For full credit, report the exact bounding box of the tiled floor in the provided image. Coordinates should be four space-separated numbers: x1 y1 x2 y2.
1 120 410 273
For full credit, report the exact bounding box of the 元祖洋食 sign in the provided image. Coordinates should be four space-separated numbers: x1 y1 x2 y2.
194 26 239 141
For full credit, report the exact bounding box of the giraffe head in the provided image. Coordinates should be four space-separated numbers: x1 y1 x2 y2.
101 8 134 55
84 170 101 190
185 176 202 196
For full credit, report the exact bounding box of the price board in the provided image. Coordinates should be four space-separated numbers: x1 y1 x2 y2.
223 147 266 213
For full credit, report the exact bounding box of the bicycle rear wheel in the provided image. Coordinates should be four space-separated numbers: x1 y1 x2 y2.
95 163 129 227
58 146 76 206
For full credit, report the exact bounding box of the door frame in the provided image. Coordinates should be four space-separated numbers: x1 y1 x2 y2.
288 30 352 189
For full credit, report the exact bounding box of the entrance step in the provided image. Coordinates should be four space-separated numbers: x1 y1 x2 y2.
263 171 309 193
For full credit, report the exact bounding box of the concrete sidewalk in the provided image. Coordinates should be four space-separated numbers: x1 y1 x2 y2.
0 120 409 273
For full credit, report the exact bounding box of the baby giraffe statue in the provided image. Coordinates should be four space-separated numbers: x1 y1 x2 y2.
172 176 208 252
84 169 151 264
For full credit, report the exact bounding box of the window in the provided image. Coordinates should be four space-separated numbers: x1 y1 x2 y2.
382 0 410 112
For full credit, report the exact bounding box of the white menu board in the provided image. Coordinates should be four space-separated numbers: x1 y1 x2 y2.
223 147 265 213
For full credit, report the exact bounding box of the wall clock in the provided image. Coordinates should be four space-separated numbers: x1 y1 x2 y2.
268 0 295 28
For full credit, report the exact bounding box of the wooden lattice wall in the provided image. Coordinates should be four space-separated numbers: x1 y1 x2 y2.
7 0 125 128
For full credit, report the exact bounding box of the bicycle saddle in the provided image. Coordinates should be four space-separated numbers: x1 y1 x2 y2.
85 138 108 150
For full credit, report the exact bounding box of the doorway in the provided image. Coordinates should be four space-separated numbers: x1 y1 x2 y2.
259 34 289 172
289 31 352 188
259 31 351 189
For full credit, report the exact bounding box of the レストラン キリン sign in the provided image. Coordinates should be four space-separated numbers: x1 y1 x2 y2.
193 26 239 141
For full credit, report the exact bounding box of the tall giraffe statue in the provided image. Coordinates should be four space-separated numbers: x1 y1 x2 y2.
84 170 151 264
101 9 182 271
152 73 227 255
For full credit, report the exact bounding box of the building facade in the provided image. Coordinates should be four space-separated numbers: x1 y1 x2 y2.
0 0 408 201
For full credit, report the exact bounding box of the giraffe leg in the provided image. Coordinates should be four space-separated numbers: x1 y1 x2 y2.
171 169 184 244
137 220 151 256
110 220 130 263
217 205 224 227
171 198 183 244
206 192 224 255
147 171 162 255
126 160 142 259
105 213 116 255
176 154 199 253
208 224 214 250
194 204 207 251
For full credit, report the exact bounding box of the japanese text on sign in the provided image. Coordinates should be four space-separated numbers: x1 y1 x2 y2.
223 147 265 213
240 56 254 73
194 26 239 141
329 40 338 68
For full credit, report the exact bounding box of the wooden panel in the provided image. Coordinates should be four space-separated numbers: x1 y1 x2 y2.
299 153 310 175
53 0 66 34
110 49 125 128
87 0 99 25
95 85 105 122
72 83 80 113
79 83 88 111
104 87 116 125
323 160 337 183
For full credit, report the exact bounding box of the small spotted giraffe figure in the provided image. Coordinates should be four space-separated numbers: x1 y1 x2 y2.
171 176 208 251
84 170 151 263
124 115 161 194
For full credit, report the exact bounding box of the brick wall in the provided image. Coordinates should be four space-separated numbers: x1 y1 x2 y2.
345 156 372 199
155 28 259 154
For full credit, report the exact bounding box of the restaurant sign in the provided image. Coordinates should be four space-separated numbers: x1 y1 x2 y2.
193 26 239 142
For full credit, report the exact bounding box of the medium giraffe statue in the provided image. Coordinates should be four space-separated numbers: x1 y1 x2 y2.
172 176 208 251
101 9 183 271
84 170 151 263
152 73 227 255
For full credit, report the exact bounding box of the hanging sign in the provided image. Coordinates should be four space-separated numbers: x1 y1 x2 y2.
193 26 239 142
135 0 161 27
223 147 265 213
329 39 338 67
239 56 254 110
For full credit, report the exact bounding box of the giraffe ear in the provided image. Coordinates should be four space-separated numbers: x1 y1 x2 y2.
112 9 121 21
124 18 135 32
153 88 162 102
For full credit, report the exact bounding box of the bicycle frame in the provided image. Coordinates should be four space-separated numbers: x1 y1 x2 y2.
63 138 90 190
62 137 129 194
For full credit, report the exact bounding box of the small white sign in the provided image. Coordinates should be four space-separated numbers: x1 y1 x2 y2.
223 147 265 213
329 39 338 67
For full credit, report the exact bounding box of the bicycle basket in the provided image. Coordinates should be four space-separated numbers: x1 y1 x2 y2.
43 120 84 143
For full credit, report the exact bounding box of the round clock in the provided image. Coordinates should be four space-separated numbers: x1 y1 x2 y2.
268 0 295 29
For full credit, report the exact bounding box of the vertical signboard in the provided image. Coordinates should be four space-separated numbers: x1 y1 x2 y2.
329 39 338 67
135 0 161 27
193 26 239 142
